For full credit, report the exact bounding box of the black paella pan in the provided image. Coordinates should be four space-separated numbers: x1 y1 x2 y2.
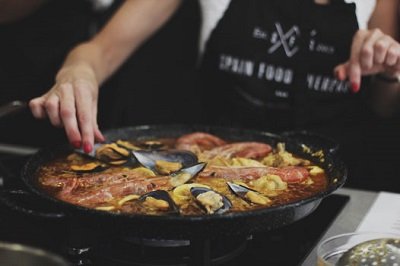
1 125 347 239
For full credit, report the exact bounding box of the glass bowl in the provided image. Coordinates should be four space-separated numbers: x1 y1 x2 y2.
317 232 400 266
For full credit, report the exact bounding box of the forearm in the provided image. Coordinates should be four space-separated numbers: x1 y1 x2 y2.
91 0 182 84
368 0 399 40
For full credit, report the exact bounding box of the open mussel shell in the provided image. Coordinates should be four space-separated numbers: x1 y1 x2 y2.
227 182 271 205
74 143 103 161
132 150 198 174
75 143 138 167
169 163 206 187
139 190 179 214
190 187 232 215
137 140 166 150
227 182 252 198
70 162 109 174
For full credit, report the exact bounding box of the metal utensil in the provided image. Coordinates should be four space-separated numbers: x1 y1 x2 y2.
0 100 26 118
337 238 400 266
0 241 69 266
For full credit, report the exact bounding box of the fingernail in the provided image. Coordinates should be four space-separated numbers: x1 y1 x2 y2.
351 82 360 93
71 141 81 149
83 142 92 153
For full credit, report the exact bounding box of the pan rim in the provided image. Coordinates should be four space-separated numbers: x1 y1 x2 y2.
21 124 347 222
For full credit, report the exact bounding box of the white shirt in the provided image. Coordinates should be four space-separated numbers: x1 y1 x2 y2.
198 0 376 54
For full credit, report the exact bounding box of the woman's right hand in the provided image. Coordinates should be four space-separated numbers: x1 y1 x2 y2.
29 62 105 152
28 0 183 152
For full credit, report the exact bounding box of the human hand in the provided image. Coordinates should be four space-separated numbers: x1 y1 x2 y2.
29 63 105 152
334 29 400 93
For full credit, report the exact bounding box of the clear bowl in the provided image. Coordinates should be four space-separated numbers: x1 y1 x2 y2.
317 232 400 266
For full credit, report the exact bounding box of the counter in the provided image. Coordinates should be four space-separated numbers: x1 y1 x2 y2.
302 187 379 265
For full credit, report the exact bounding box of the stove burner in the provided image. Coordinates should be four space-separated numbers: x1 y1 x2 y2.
122 237 191 248
90 236 249 266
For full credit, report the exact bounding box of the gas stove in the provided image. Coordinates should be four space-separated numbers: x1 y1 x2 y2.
0 153 349 266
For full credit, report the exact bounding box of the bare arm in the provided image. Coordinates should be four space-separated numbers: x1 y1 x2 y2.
29 0 182 152
62 0 182 85
367 0 400 116
368 0 399 40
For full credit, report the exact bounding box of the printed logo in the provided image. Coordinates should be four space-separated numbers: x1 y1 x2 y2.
268 23 300 57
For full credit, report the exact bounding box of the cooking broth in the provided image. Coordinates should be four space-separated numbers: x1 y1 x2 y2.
36 132 328 216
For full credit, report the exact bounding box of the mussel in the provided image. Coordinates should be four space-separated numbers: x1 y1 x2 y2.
74 143 103 160
132 149 198 175
169 163 206 187
227 182 271 205
190 187 232 214
172 183 210 206
137 140 166 150
75 143 131 163
115 140 140 151
70 162 109 174
139 190 179 214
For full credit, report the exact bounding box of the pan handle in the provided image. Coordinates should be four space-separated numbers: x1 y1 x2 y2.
0 189 66 219
0 100 27 119
281 130 340 155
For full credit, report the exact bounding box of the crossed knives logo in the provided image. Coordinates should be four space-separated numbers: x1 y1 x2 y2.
268 22 301 58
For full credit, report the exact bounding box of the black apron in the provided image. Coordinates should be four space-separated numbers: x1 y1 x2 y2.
200 0 367 133
199 0 382 189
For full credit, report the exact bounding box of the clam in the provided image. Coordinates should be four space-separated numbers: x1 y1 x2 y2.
139 190 179 214
190 187 232 214
227 182 271 205
132 149 198 175
169 163 206 187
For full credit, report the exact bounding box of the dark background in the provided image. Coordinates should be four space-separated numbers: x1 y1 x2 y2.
0 0 201 146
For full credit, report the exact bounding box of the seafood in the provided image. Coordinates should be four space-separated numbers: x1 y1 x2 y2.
176 132 226 153
132 149 198 174
59 176 172 208
36 132 327 216
190 187 232 214
227 182 271 205
262 143 309 167
139 190 179 213
199 165 309 183
202 142 272 160
169 163 206 187
70 162 109 174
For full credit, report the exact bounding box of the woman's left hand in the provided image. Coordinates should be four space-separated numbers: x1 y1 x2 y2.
334 28 400 92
